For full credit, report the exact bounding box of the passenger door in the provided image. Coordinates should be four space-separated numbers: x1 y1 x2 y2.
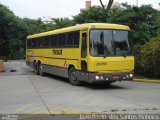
81 31 87 71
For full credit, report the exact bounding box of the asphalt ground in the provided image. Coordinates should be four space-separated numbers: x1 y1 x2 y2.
0 61 160 120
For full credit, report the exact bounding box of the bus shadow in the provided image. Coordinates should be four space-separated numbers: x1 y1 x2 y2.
82 82 128 90
44 73 128 90
45 73 70 84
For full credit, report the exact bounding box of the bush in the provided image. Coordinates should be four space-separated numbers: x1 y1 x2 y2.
135 37 160 78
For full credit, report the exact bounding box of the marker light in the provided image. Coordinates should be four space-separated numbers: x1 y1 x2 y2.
126 74 129 78
100 76 104 80
106 78 109 81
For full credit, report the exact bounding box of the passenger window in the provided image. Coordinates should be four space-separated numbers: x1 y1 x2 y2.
58 33 66 47
44 36 50 47
51 35 57 47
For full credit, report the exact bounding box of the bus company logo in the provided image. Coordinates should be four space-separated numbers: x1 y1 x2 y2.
96 62 107 66
52 49 62 55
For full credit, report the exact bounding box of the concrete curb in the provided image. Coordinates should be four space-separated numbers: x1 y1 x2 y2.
133 79 160 83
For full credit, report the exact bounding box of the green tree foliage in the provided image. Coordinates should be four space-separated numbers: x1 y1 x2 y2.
23 17 75 34
136 37 160 78
155 15 160 36
74 6 107 23
108 4 158 44
0 4 27 59
23 18 48 34
134 14 160 78
0 4 52 59
50 18 75 29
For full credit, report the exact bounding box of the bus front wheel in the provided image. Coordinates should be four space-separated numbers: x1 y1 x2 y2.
69 67 80 86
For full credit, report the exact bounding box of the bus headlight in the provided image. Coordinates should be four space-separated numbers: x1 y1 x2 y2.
129 73 133 78
95 75 104 80
95 76 100 80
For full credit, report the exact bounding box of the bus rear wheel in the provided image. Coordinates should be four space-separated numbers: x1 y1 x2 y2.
33 62 39 75
39 63 45 76
69 67 80 86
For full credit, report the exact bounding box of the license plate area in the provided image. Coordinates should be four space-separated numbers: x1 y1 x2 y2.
112 75 120 80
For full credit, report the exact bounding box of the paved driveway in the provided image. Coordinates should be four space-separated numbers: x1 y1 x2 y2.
0 61 160 119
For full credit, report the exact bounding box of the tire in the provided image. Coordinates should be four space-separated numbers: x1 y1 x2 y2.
39 63 45 76
33 62 39 75
69 67 80 86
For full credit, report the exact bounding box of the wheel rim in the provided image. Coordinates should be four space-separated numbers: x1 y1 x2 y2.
71 71 76 81
39 64 44 75
39 65 42 71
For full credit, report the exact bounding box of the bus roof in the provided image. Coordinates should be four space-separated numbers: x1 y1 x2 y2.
27 23 130 39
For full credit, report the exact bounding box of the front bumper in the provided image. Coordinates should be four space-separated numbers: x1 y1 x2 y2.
77 71 133 83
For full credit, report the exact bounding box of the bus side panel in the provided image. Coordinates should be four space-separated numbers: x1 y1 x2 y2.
26 48 81 78
42 64 68 78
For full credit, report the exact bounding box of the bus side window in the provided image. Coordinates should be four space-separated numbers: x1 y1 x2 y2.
51 35 57 47
31 38 37 48
58 33 67 47
38 37 44 48
81 33 87 58
27 39 32 48
67 31 79 47
44 36 50 47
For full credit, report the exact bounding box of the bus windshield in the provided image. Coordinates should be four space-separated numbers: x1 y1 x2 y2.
90 29 132 57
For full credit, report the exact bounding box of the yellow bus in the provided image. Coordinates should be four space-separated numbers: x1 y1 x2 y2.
26 23 134 85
